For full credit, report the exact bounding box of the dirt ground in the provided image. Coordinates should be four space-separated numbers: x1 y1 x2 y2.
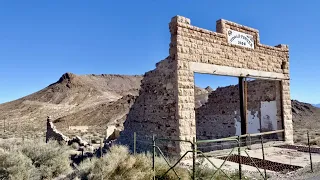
181 144 320 179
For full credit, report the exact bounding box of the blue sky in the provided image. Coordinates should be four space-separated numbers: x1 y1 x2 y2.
0 0 319 104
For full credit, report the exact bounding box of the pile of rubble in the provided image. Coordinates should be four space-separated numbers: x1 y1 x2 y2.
46 116 119 161
46 116 93 151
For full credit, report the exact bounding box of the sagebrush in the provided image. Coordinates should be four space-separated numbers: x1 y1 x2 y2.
0 138 247 180
73 145 244 180
0 139 72 180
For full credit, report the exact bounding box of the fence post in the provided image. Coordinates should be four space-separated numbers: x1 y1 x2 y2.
152 134 156 180
260 134 267 180
238 136 242 180
100 138 103 158
134 132 137 155
81 148 84 162
100 138 104 180
307 131 313 172
192 137 196 180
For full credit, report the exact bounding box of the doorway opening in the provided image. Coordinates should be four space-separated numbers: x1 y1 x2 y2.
194 73 284 151
194 73 240 140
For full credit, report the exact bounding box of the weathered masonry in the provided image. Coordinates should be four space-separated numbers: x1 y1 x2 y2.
119 16 292 156
196 79 283 142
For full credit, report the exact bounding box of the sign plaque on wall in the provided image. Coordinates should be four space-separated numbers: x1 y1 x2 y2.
227 29 254 49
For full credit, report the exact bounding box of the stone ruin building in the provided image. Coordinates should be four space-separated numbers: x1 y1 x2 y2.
118 15 292 156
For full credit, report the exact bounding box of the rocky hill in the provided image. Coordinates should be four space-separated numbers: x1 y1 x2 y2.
0 73 319 141
0 73 143 137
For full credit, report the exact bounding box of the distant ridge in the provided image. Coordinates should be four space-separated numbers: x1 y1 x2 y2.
0 72 319 140
313 104 320 108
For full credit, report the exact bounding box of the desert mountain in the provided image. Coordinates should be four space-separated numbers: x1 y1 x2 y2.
0 73 143 136
292 100 320 128
0 73 319 139
313 104 320 108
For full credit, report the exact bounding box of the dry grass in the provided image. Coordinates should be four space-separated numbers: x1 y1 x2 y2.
0 138 248 180
294 127 320 146
71 145 246 180
0 151 38 180
0 138 72 180
79 145 154 180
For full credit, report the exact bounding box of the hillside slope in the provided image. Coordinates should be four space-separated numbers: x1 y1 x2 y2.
0 73 143 137
0 72 319 141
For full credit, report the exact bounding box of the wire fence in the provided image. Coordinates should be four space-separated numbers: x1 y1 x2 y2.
130 129 315 180
0 126 316 179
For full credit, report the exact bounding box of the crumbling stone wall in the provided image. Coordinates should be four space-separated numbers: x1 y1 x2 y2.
46 116 70 143
247 80 283 135
120 15 292 156
118 57 181 155
196 80 282 141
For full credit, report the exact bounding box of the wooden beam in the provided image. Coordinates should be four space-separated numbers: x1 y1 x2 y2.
244 78 248 134
239 77 247 135
196 129 285 144
189 62 287 80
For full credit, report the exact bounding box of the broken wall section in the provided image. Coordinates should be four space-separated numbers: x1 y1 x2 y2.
118 57 180 155
46 116 70 143
246 79 282 135
196 80 282 141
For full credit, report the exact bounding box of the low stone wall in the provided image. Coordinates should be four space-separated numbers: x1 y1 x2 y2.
68 126 89 132
46 116 70 143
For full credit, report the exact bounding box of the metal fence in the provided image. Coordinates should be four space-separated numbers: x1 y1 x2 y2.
131 129 315 180
1 128 315 179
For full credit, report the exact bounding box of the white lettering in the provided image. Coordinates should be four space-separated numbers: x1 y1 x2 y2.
227 29 254 49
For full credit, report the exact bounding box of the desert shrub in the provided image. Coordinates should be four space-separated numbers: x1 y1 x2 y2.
0 139 74 179
0 151 39 180
87 145 153 180
0 138 24 151
91 139 98 144
91 136 102 144
75 145 249 180
75 158 98 180
71 142 80 150
309 138 320 146
20 140 72 179
192 158 213 180
154 156 190 180
76 146 189 180
192 158 249 180
92 132 100 137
